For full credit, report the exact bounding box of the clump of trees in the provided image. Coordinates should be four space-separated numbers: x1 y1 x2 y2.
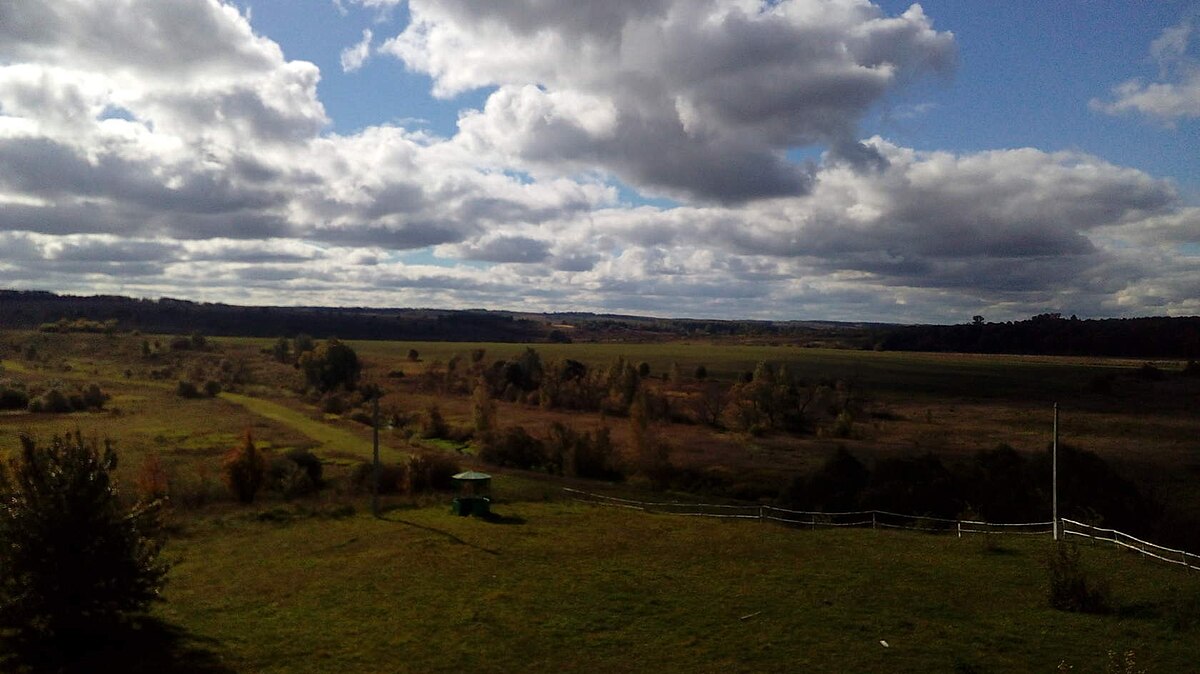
779 443 1190 549
0 432 167 638
37 318 119 334
298 338 360 393
545 422 622 481
176 379 221 399
26 383 109 413
267 334 316 365
168 332 209 352
457 347 853 438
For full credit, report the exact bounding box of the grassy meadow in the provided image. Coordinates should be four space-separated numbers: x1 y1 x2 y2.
1 329 1198 671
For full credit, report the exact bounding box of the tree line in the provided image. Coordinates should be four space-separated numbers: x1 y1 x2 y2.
878 314 1200 358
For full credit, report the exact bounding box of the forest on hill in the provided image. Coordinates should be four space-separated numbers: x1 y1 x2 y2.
2 290 1198 358
878 313 1200 359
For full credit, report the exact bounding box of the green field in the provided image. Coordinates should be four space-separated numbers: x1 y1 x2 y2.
2 330 1198 672
152 503 1200 672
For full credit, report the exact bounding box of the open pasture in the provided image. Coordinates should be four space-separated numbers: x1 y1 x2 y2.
2 330 1198 515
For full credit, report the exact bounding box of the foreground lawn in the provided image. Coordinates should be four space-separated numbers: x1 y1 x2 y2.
146 501 1199 673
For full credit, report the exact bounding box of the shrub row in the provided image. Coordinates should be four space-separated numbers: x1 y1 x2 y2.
348 452 460 495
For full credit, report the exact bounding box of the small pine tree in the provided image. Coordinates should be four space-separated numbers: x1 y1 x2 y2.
223 430 266 504
0 432 167 637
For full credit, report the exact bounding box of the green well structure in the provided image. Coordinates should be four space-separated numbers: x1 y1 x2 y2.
451 471 492 517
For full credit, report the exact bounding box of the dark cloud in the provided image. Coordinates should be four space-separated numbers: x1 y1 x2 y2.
452 236 551 264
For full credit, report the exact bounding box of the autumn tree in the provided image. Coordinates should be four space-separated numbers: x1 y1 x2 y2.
223 430 266 504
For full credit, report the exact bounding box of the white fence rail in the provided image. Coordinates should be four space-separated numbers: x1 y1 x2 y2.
1062 518 1199 571
563 488 1052 536
564 488 1197 571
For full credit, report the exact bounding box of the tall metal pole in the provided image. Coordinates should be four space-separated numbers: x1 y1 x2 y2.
1052 402 1059 541
372 392 380 518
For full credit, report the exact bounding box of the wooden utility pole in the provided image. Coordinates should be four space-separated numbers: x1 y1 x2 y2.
372 392 380 518
1052 402 1059 541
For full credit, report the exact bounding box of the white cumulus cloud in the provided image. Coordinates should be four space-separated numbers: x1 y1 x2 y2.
341 29 374 73
384 0 956 202
1092 18 1200 125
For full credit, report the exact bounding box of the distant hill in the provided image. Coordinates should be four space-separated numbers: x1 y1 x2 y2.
4 291 1193 357
0 290 881 346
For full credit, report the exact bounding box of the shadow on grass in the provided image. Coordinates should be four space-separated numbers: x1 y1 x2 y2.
980 544 1021 557
1 617 232 674
1115 601 1161 620
383 513 501 556
480 512 526 525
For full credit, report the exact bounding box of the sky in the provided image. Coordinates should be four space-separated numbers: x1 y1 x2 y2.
0 1 1198 323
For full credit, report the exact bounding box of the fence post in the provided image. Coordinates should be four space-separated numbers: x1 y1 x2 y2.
871 512 876 531
759 505 764 522
957 521 962 539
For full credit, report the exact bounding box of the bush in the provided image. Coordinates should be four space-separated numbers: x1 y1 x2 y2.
0 381 29 410
349 462 406 494
420 404 449 439
223 430 266 504
267 456 315 499
1045 542 1110 614
321 394 349 415
29 388 72 413
203 380 222 397
0 432 167 638
284 449 323 485
176 380 201 399
406 452 460 493
135 453 170 502
480 426 547 470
